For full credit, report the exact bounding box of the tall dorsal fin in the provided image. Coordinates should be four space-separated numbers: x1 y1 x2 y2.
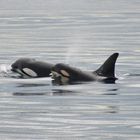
94 53 119 78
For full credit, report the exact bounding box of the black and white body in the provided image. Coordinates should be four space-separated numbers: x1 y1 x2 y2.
11 58 53 78
51 53 119 85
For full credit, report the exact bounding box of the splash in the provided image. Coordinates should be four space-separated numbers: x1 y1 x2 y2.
0 64 12 77
124 73 140 77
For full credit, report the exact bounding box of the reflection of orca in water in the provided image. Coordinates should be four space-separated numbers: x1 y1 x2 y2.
11 58 53 78
51 53 119 85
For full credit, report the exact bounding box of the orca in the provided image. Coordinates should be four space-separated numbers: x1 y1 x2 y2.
51 53 119 85
11 58 54 78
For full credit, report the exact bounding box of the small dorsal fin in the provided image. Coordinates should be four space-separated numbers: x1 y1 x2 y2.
94 53 119 78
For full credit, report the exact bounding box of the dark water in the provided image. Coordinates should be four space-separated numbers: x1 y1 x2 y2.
0 0 140 139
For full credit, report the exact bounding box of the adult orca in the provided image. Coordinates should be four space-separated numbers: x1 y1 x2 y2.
51 53 119 85
11 58 54 78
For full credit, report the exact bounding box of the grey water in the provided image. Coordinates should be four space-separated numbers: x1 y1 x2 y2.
0 0 140 139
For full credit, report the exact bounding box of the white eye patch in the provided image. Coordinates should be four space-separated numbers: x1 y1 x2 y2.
60 70 70 77
22 68 37 77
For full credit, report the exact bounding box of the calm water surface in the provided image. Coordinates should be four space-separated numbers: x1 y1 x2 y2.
0 0 140 139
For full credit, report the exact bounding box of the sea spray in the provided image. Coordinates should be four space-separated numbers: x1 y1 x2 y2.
0 64 12 77
65 34 86 65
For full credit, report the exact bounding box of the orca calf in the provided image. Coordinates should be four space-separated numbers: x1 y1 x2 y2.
11 58 54 78
51 53 119 85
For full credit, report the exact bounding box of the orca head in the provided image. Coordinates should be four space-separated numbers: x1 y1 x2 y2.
11 58 38 78
51 63 72 85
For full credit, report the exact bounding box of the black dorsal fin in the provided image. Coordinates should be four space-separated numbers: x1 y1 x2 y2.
94 53 119 78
